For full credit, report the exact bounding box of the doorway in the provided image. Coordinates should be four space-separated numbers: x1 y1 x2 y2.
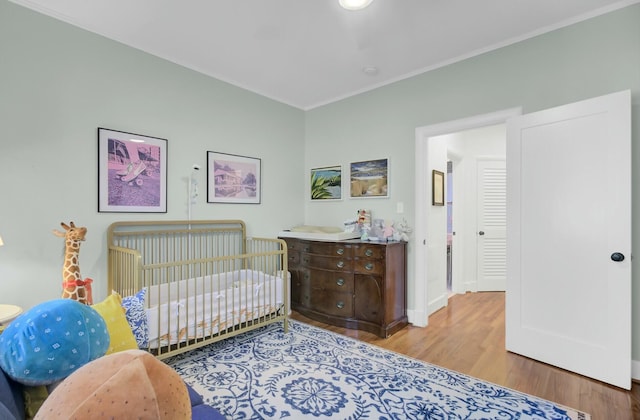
439 125 507 297
413 92 631 388
411 107 521 327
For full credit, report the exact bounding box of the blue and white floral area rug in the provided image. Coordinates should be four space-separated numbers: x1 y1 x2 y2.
167 320 589 419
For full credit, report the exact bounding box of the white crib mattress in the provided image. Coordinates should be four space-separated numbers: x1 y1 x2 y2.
145 269 284 348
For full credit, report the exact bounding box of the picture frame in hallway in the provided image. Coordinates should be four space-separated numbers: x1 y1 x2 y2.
207 151 261 204
311 165 342 200
432 169 445 206
98 127 167 213
349 158 389 198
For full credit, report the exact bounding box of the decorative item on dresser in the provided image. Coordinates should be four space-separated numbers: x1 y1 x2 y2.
280 237 407 338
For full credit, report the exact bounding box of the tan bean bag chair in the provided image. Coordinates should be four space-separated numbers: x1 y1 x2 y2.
35 350 190 419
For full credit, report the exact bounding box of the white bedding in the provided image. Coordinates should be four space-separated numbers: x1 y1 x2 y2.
146 269 284 348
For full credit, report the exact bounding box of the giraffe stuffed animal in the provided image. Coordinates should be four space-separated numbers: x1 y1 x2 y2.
52 221 93 305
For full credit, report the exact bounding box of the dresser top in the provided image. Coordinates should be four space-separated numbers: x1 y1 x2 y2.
280 236 406 246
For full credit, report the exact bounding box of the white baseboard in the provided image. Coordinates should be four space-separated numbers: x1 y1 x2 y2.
428 293 448 316
632 359 640 382
408 293 447 328
407 309 427 327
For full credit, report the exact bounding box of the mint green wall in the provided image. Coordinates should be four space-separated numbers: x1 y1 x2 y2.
0 1 305 308
2 0 640 362
304 4 640 358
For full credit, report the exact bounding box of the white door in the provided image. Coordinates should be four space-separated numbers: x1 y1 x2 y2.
477 159 506 291
506 90 631 389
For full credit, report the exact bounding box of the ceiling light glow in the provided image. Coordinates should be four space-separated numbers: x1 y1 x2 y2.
339 0 373 11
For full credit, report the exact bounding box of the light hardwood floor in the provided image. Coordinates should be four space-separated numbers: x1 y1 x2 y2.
289 292 640 419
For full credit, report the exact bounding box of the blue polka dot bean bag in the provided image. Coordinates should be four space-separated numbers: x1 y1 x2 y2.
0 299 110 385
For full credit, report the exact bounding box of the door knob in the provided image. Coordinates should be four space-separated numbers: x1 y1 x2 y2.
611 252 625 262
478 231 485 236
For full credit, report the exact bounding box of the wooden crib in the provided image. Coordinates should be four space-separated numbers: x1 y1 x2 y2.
107 220 288 359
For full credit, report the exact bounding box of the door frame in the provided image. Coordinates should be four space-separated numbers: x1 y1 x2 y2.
412 107 521 327
447 151 462 295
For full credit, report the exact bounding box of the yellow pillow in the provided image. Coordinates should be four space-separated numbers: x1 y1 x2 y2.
92 293 138 354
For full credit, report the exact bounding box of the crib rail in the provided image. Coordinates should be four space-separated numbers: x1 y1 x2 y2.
107 220 288 359
108 246 142 297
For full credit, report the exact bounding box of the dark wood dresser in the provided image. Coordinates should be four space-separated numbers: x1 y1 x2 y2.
280 237 408 338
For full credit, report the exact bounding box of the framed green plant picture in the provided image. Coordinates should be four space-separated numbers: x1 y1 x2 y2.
310 165 342 200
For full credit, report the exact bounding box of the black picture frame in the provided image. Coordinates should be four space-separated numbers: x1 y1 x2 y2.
432 169 444 206
207 151 261 204
98 127 167 213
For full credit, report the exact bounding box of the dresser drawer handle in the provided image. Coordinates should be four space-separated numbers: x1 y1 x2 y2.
336 278 345 286
336 261 345 269
336 248 344 255
303 257 310 264
303 247 310 252
336 301 344 309
365 262 374 271
365 249 373 257
304 273 310 280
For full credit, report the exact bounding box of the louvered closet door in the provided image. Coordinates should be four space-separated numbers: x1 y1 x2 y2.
476 159 506 291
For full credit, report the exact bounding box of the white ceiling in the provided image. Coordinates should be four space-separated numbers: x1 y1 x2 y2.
10 0 639 110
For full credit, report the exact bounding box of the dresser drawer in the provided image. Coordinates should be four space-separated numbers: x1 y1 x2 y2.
309 290 353 318
354 244 385 259
283 239 302 252
287 249 300 266
304 241 352 257
302 254 352 271
308 270 353 293
354 259 384 275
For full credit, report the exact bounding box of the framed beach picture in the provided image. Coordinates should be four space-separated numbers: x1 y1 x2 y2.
207 151 261 204
350 158 389 198
310 165 342 200
98 127 167 213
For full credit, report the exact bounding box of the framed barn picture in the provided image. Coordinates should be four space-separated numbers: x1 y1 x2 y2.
207 151 261 204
